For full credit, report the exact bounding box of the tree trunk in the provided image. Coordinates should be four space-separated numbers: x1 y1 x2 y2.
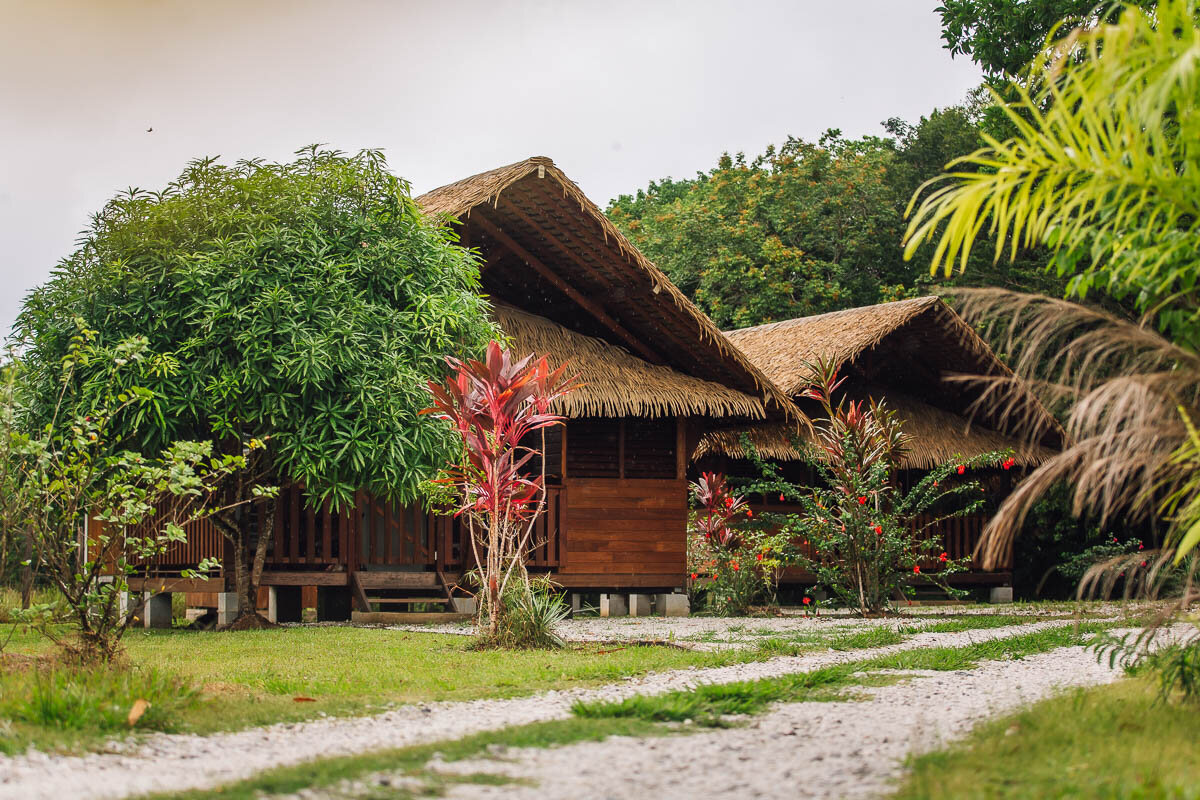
19 534 33 609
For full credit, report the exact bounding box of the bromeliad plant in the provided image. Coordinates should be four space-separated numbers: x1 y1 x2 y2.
747 359 1002 616
424 341 577 645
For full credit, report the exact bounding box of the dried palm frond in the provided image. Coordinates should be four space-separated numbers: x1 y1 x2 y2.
947 289 1200 570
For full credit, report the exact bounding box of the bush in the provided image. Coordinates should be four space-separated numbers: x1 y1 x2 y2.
744 359 995 615
688 473 776 615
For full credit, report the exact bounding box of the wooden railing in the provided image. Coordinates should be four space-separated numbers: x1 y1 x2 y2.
122 484 567 576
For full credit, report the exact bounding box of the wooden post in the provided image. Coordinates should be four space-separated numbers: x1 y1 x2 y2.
675 416 687 480
618 418 626 480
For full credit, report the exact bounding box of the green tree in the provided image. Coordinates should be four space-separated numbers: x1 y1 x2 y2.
2 326 261 661
936 0 1152 79
608 133 903 328
15 147 497 623
904 1 1200 571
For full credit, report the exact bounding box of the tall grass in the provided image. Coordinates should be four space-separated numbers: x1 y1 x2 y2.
0 665 199 752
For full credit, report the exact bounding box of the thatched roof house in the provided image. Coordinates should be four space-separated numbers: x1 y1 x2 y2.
417 156 802 427
702 296 1060 470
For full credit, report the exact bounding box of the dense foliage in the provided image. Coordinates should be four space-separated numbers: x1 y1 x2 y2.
608 109 1070 329
935 0 1150 79
14 146 497 618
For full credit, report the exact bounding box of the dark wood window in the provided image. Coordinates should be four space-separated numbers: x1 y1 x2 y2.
565 419 620 478
520 425 563 484
624 418 677 479
565 417 677 479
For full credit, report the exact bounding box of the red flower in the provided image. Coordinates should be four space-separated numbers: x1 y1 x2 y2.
779 493 786 502
756 552 764 561
802 596 811 605
725 497 734 508
857 496 868 505
939 552 948 562
1138 542 1144 550
913 565 921 574
731 562 740 571
1140 561 1147 567
874 524 883 535
956 465 966 475
933 481 938 487
746 509 753 517
1002 457 1015 470
690 572 698 580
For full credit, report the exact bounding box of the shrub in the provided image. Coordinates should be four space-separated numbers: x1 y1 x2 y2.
424 342 577 644
472 573 569 649
745 359 999 615
689 473 774 615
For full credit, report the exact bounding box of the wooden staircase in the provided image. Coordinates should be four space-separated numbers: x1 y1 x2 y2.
349 570 471 624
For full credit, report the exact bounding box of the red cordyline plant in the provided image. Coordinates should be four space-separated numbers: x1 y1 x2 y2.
690 471 769 614
423 341 577 642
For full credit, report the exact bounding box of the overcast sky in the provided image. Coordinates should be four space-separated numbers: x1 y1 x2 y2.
0 0 982 337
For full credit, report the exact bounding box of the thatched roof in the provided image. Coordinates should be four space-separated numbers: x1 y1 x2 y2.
495 305 765 419
725 296 953 396
417 156 804 427
724 296 1061 447
695 390 1054 470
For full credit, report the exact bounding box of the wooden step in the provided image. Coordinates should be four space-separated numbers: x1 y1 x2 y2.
367 596 451 605
352 611 471 624
355 572 441 590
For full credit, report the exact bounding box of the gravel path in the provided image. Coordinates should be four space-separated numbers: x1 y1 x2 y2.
387 604 1107 651
434 645 1123 800
0 617 1109 800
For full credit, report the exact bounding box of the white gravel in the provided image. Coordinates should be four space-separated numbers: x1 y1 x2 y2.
388 604 1109 651
434 645 1125 800
0 616 1116 800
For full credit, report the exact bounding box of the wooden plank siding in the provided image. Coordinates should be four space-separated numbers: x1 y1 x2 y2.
558 477 687 579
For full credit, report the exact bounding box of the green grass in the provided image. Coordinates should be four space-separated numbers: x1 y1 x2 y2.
572 663 862 726
0 623 763 754
895 677 1200 799
572 621 1113 727
830 626 909 650
149 716 672 800
914 614 1055 634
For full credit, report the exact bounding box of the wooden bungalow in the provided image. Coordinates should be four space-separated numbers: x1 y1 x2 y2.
695 296 1061 594
128 156 802 622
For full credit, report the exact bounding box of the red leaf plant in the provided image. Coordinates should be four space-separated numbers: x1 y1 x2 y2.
423 341 578 642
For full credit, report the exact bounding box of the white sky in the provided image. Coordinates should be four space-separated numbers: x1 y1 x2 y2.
0 0 982 337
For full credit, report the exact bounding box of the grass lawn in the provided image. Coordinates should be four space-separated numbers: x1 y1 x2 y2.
895 676 1200 799
0 624 757 754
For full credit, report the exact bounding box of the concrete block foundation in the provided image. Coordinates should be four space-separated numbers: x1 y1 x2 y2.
629 593 652 617
268 585 303 623
656 592 690 617
989 586 1014 604
600 593 628 617
216 591 238 627
143 592 173 629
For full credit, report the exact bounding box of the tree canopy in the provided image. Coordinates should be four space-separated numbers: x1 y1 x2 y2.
15 146 497 508
608 107 1071 329
935 0 1152 79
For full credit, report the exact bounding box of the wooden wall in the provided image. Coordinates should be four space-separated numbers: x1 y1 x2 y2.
558 477 687 585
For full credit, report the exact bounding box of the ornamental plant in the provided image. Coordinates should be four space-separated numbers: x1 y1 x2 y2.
689 472 775 615
424 341 577 645
746 359 1004 616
